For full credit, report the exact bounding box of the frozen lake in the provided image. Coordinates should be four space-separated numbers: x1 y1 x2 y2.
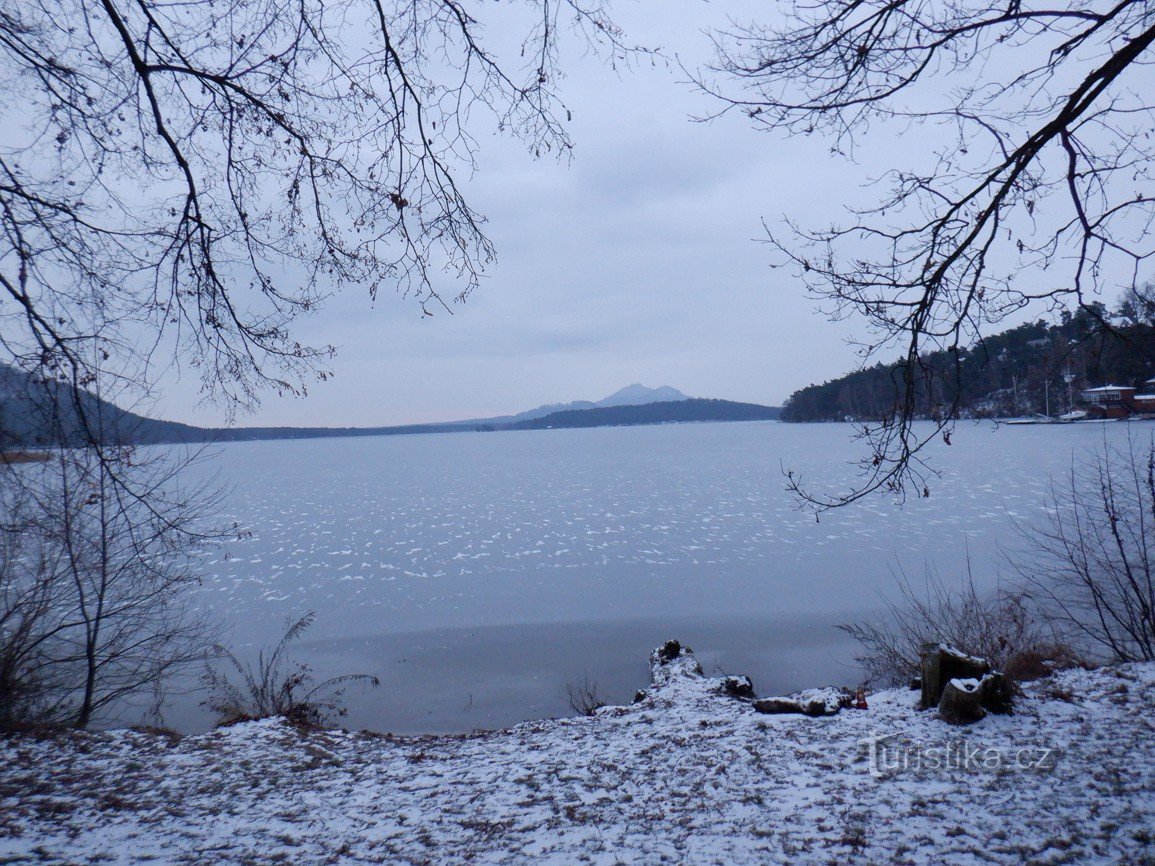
157 419 1146 733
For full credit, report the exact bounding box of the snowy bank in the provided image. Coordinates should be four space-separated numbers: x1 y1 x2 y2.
2 644 1154 864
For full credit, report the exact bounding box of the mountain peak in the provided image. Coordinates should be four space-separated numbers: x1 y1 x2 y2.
596 384 687 407
502 385 689 424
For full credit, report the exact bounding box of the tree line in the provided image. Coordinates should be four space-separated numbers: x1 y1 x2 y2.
782 293 1155 423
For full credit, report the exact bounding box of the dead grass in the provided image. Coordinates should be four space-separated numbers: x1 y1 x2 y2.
1003 644 1088 683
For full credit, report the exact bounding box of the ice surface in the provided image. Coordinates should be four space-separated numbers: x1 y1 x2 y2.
136 420 1143 733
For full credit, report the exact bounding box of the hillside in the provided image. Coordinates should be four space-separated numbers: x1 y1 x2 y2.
2 647 1152 864
782 303 1155 422
0 366 199 447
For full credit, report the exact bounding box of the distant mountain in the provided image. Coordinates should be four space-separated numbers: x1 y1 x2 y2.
593 384 687 407
480 384 690 425
510 399 780 430
0 370 778 447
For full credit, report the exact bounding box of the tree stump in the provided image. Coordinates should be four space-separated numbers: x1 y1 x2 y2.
919 643 991 710
979 672 1014 715
720 676 755 699
752 697 802 715
938 678 987 724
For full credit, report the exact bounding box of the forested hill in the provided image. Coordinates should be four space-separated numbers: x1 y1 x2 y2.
0 366 200 447
782 302 1155 422
509 399 781 430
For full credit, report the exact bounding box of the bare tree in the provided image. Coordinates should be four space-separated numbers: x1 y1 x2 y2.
1011 435 1155 663
0 443 220 729
700 1 1155 507
0 0 638 420
0 474 71 727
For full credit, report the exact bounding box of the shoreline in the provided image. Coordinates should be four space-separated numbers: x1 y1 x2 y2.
155 614 867 737
4 645 1153 864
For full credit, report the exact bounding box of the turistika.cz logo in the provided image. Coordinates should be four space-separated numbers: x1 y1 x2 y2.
859 733 1059 778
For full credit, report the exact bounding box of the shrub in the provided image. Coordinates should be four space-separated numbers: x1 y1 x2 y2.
1001 643 1085 683
565 673 607 717
203 612 378 728
839 563 1060 686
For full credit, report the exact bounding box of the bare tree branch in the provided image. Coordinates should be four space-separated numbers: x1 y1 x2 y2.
699 0 1155 508
0 0 643 419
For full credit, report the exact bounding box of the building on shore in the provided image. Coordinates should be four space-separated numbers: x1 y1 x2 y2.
1080 382 1155 418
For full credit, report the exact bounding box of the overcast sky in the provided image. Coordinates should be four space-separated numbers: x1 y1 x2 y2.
146 2 957 428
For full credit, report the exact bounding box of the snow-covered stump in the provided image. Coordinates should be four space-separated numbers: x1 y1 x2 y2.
938 678 987 724
920 644 1014 724
919 643 990 709
719 675 755 699
979 671 1014 715
642 639 858 719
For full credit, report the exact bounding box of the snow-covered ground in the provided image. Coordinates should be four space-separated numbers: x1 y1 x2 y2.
2 646 1153 865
